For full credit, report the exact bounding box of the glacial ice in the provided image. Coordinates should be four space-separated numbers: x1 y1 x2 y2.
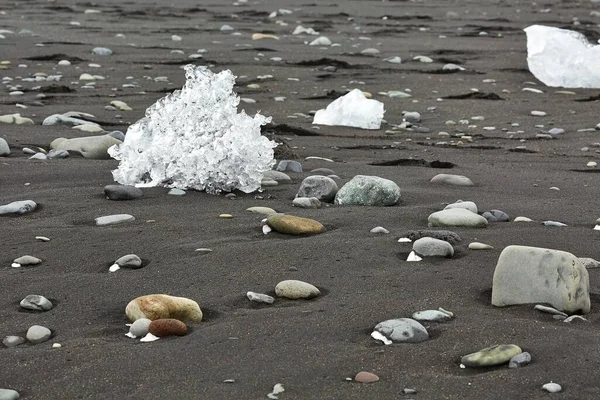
108 65 276 194
524 24 600 88
312 89 385 130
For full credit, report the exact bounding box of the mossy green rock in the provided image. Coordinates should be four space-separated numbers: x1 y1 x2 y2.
267 214 325 235
334 175 400 206
461 344 522 367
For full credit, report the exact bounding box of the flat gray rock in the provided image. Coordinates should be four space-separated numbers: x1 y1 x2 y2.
26 325 51 344
2 336 25 348
95 214 135 226
335 175 400 206
413 237 454 258
428 208 488 228
374 318 429 343
104 185 143 200
444 200 478 214
13 255 42 266
492 245 590 314
0 200 37 215
483 209 510 222
20 295 53 311
263 170 292 184
296 175 338 202
430 173 474 186
509 352 532 368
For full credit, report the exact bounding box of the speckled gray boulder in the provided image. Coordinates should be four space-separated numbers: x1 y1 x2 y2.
296 175 338 202
374 318 429 343
335 175 400 206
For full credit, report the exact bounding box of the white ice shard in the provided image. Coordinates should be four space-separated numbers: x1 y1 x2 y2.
524 25 600 88
108 65 276 194
312 89 385 130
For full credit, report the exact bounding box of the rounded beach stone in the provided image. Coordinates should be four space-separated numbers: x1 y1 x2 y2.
125 294 202 322
2 336 25 348
50 135 121 159
26 325 51 344
430 174 474 186
542 383 562 393
13 255 42 266
492 245 590 314
276 160 302 173
514 216 533 222
413 237 454 258
246 206 278 216
334 175 400 206
403 111 421 123
104 185 143 200
461 344 522 367
428 209 488 228
266 214 325 235
129 318 152 337
373 318 429 343
95 214 135 226
148 318 188 337
0 389 20 400
296 175 338 203
402 230 461 245
355 371 379 383
444 200 478 214
468 242 493 250
168 188 186 196
0 138 10 156
310 168 336 176
292 197 322 209
482 209 510 222
263 170 292 184
412 310 453 322
508 352 532 368
275 280 321 299
20 295 53 311
0 200 37 215
115 254 142 269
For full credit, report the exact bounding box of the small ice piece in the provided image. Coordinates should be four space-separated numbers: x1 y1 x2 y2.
293 26 319 35
398 237 412 243
109 264 120 272
140 333 160 342
108 65 276 194
312 89 384 130
247 291 275 304
11 263 21 268
125 332 136 338
371 330 392 345
267 383 285 399
524 25 600 88
594 225 600 231
263 225 272 234
407 251 422 262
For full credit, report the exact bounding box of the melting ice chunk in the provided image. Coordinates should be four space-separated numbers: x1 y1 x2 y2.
524 25 600 88
312 89 385 130
108 65 276 194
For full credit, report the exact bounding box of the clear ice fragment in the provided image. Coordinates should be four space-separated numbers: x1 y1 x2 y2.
524 25 600 88
312 89 384 130
108 65 276 194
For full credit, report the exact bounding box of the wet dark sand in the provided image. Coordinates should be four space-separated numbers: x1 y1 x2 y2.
1 1 600 399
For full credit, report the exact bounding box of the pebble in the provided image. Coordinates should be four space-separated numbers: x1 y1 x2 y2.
219 214 233 219
412 309 453 322
296 175 338 202
126 294 202 322
47 150 69 159
309 36 332 46
51 135 121 159
29 153 47 160
275 280 321 299
354 371 379 383
444 200 478 214
514 216 533 222
110 100 132 111
401 230 461 245
428 209 488 228
247 206 278 216
413 237 454 258
95 214 135 226
12 255 42 267
531 110 547 117
370 226 389 234
0 200 37 215
543 221 567 227
430 174 474 186
403 388 418 395
403 111 421 123
0 113 34 125
542 383 562 393
292 197 322 209
276 160 302 173
104 185 143 200
508 352 532 368
468 242 493 250
0 389 20 400
2 336 25 348
247 291 275 304
194 248 213 255
361 48 380 55
114 254 142 269
168 188 186 196
148 318 188 337
20 295 53 311
263 170 292 184
261 178 279 187
92 47 113 55
266 214 325 235
335 175 400 206
413 55 433 63
534 304 568 317
0 138 9 156
373 318 429 343
461 344 522 367
26 325 52 344
128 318 152 337
482 209 510 222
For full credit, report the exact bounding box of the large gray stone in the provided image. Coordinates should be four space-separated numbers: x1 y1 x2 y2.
296 175 338 203
334 175 400 206
0 138 9 156
275 280 321 299
50 135 122 159
492 245 590 314
413 237 454 258
373 318 428 343
428 208 488 228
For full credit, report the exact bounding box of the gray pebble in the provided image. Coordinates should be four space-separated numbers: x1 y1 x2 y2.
115 254 142 269
129 318 151 337
2 336 25 348
543 220 567 227
374 318 429 343
107 130 125 141
26 325 51 344
548 128 565 135
29 153 47 160
403 388 417 395
0 138 10 156
47 150 69 159
95 214 135 225
296 175 338 202
403 111 421 123
92 47 113 56
276 160 302 173
263 170 292 184
13 255 42 266
20 295 53 311
0 200 37 215
413 237 454 258
402 230 461 245
508 352 531 368
370 226 389 234
168 188 186 196
482 209 510 222
104 185 143 201
292 197 322 209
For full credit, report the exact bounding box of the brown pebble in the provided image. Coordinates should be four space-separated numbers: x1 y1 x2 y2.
148 318 188 337
354 371 379 383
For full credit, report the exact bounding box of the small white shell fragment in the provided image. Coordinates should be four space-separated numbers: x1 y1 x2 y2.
109 264 120 273
140 333 160 342
11 263 21 268
398 237 412 243
263 225 272 234
371 330 393 345
35 236 51 242
407 251 422 262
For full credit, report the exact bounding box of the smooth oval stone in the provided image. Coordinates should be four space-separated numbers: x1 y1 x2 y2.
509 352 532 368
26 325 51 344
412 310 453 322
148 318 188 337
13 255 42 265
403 111 421 123
266 214 325 235
374 318 429 343
263 170 292 184
482 209 510 222
20 295 53 311
542 383 562 393
0 389 20 400
444 200 478 214
129 318 152 337
402 230 461 245
247 291 275 304
468 242 494 250
355 371 379 383
296 175 338 203
0 200 37 215
95 214 135 226
275 280 320 299
50 135 121 159
276 160 302 173
125 294 202 322
292 197 322 209
2 336 25 348
247 206 278 216
430 174 474 186
543 220 567 227
261 178 279 187
335 175 400 206
104 185 143 200
29 153 47 160
115 254 142 269
370 226 389 234
0 138 10 156
413 237 454 258
93 47 113 55
461 344 522 367
310 168 336 175
428 209 488 228
168 188 186 196
514 216 533 222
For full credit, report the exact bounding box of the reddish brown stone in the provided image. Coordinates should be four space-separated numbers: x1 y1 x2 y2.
354 371 379 383
148 318 188 337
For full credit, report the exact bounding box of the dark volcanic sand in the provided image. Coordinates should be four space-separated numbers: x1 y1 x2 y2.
2 0 600 399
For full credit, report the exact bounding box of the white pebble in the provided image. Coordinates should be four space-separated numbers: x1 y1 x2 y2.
542 383 561 393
